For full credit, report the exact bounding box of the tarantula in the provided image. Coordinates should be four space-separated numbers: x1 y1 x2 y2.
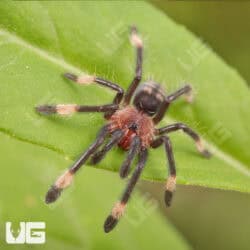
36 26 211 233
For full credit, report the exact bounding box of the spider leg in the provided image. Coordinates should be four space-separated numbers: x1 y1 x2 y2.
45 124 109 204
151 136 176 207
64 74 124 105
36 103 118 115
104 148 148 233
157 123 211 158
153 85 192 124
123 26 143 105
91 129 124 165
120 136 141 178
63 73 124 118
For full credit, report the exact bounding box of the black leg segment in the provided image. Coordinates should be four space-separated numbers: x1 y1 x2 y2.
121 148 148 204
119 136 141 178
45 125 109 204
153 85 192 124
64 73 124 118
36 104 118 115
151 136 176 207
123 26 143 105
104 148 148 233
91 129 124 165
157 123 211 158
64 73 124 104
69 125 110 174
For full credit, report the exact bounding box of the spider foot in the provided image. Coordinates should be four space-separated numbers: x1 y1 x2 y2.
104 215 118 233
45 185 62 204
36 105 57 115
45 170 74 204
36 104 77 115
64 72 95 84
63 72 77 81
104 202 126 233
130 25 143 48
164 190 174 207
196 139 212 158
165 176 176 207
201 149 212 158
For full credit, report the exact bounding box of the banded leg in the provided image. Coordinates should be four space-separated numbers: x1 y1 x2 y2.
64 73 124 118
104 148 148 233
157 123 211 158
45 125 109 204
91 129 124 164
64 74 124 105
153 85 192 124
123 26 143 105
36 104 118 115
120 136 141 178
151 136 176 207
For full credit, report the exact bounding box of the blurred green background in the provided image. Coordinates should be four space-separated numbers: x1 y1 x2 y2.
147 1 250 250
151 1 250 87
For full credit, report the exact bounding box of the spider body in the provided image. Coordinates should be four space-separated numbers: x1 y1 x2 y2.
133 81 166 116
109 106 155 150
36 26 211 233
108 80 165 150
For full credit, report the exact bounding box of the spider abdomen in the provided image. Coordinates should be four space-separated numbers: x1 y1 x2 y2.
109 106 155 150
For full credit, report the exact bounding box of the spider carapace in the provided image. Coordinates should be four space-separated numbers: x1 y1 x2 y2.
36 26 211 233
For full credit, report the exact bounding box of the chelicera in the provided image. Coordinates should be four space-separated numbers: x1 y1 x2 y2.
36 26 211 233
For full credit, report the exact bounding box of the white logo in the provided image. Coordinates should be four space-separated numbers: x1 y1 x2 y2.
6 222 46 244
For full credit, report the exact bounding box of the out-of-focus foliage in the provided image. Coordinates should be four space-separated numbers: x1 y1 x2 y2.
143 182 250 250
151 0 250 86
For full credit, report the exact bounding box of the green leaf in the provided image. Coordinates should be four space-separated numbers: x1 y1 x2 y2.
0 1 250 193
0 132 190 250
